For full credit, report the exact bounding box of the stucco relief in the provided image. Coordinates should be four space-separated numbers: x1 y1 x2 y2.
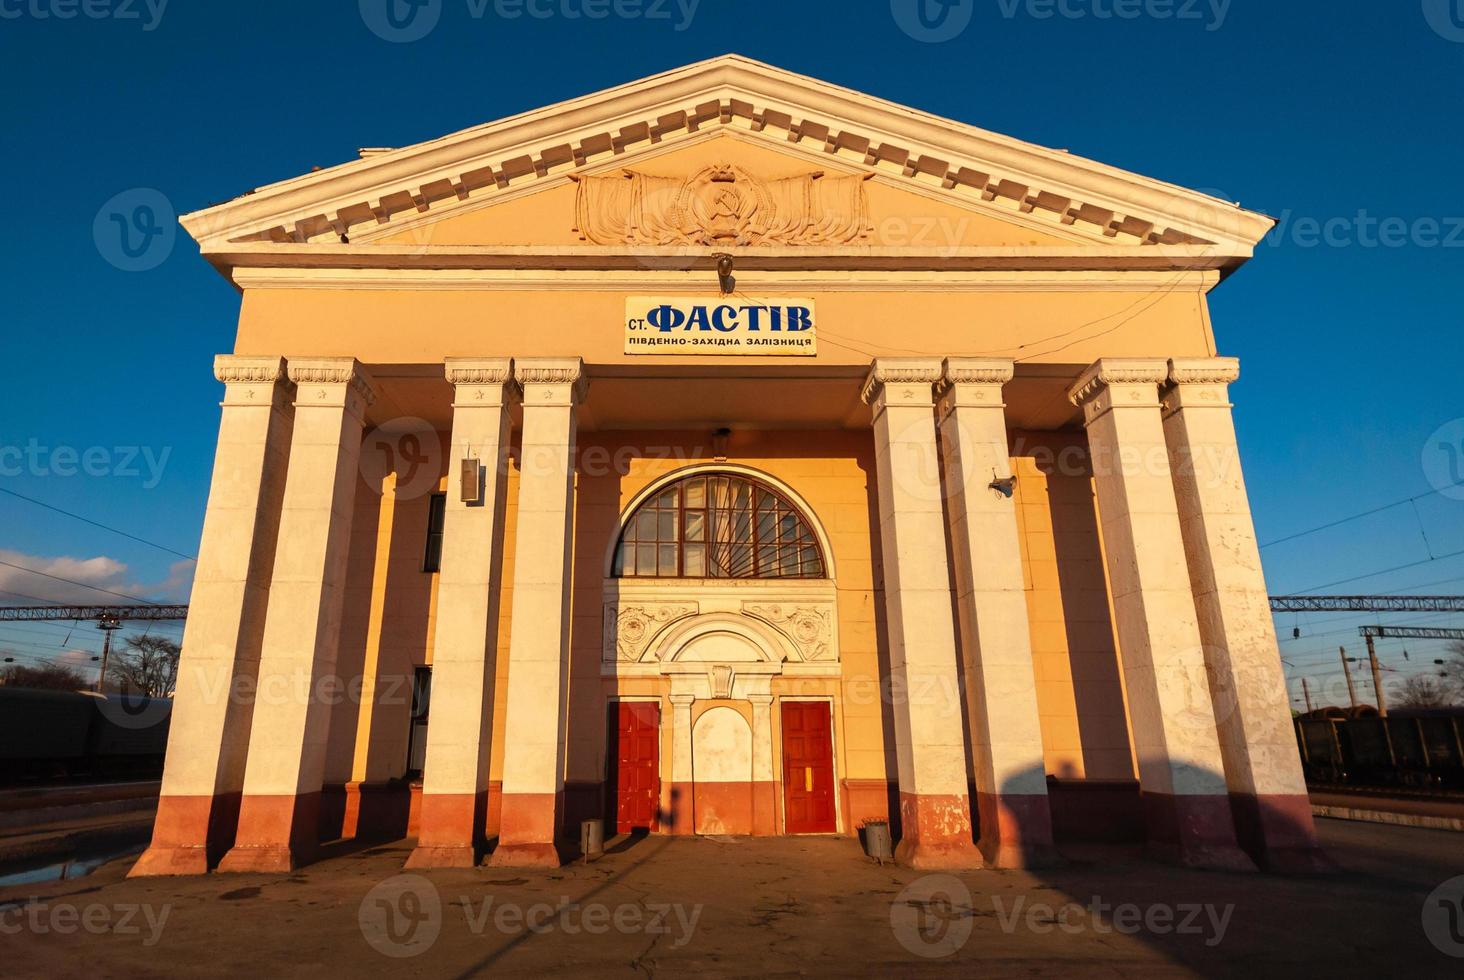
571 164 873 246
741 603 834 661
603 603 699 662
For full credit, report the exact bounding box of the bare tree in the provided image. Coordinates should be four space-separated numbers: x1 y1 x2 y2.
0 662 89 691
1391 675 1453 711
1446 640 1464 703
107 634 180 698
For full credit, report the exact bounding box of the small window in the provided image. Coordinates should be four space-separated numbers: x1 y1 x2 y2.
422 493 447 573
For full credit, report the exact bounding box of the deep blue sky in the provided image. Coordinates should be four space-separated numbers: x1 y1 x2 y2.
2 1 1462 703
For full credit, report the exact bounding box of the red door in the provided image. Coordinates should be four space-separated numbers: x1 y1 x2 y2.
781 701 836 834
615 702 660 834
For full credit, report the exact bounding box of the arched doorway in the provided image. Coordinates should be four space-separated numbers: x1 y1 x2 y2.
600 466 842 837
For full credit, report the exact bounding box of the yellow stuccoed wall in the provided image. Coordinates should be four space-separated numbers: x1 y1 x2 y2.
326 425 1140 799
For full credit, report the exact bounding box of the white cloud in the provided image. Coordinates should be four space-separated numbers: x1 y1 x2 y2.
0 549 194 604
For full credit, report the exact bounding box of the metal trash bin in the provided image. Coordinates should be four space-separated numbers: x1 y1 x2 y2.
581 819 605 862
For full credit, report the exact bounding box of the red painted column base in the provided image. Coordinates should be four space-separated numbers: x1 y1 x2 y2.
974 790 1065 869
1142 792 1257 873
129 792 242 877
893 791 984 869
1230 792 1337 873
667 781 695 836
216 792 321 874
406 791 488 869
489 791 563 868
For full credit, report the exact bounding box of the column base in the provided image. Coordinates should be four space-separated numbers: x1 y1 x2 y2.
128 792 241 878
405 791 487 869
405 845 479 869
216 792 319 874
490 792 563 868
489 842 563 868
894 791 983 870
1143 792 1257 873
974 790 1065 869
129 845 211 878
216 845 304 874
1229 791 1338 874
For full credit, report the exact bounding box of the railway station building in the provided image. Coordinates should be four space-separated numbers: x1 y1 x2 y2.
132 56 1327 876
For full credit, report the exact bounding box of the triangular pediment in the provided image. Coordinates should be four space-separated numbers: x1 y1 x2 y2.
183 55 1273 269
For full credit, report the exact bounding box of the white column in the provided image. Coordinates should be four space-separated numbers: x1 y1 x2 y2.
1068 358 1253 872
862 358 981 869
407 359 517 869
218 357 376 874
490 357 584 868
749 694 775 836
668 694 695 836
1162 358 1331 871
132 356 293 877
936 358 1059 869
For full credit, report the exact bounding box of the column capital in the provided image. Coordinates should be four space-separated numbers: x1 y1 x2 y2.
861 357 943 411
668 693 696 708
936 358 1013 416
215 354 286 385
1167 356 1240 387
746 693 774 706
1162 357 1239 415
445 357 520 408
286 357 377 414
215 355 290 408
514 356 586 407
1067 357 1168 424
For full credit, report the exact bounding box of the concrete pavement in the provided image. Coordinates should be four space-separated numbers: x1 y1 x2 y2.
1 819 1460 977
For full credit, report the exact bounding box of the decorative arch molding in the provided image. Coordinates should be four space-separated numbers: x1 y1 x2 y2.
653 613 790 666
600 462 837 582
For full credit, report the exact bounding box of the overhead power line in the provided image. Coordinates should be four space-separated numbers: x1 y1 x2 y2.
0 487 197 562
1260 480 1464 550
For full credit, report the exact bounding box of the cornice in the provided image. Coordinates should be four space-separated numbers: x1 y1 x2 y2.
180 56 1273 264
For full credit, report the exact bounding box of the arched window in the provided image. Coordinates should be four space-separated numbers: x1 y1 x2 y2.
613 473 825 579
